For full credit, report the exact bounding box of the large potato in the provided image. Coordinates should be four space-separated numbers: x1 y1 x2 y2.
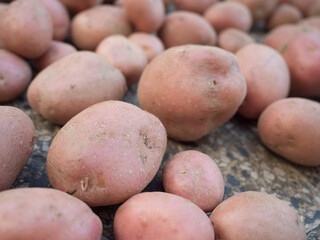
173 0 218 14
218 28 255 53
258 98 320 166
138 45 247 142
27 51 127 125
114 192 215 240
210 191 306 240
71 5 132 50
47 101 167 206
59 0 102 14
236 44 290 119
0 49 32 102
0 106 35 191
0 0 53 59
0 188 102 239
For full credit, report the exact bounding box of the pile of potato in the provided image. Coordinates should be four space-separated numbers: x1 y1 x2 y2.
0 0 319 239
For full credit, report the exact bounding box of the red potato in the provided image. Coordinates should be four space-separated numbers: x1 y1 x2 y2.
210 191 306 240
159 11 217 48
0 188 102 239
0 106 35 191
0 49 32 102
307 1 320 16
236 44 290 119
218 28 255 53
47 101 167 206
0 0 53 59
204 1 253 33
114 192 215 240
0 3 7 14
162 150 224 212
123 0 165 33
32 41 76 71
299 16 320 31
58 0 102 14
173 0 218 14
71 5 132 50
280 0 316 16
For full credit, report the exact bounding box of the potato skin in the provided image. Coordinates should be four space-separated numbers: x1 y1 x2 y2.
258 98 320 166
0 0 53 59
173 0 218 14
162 150 224 212
47 101 167 206
0 3 7 14
0 49 32 102
159 11 217 48
59 0 102 14
0 188 102 240
236 44 290 119
218 28 254 53
210 191 306 240
114 192 215 240
0 106 35 191
138 45 247 141
27 51 127 125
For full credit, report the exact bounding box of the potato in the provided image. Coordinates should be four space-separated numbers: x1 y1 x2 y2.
258 98 320 166
128 32 165 62
71 5 132 50
204 1 253 33
299 16 320 31
0 106 35 191
96 35 148 86
162 150 224 212
123 0 165 33
284 0 316 16
218 28 254 53
159 11 217 48
267 3 302 30
47 101 167 206
0 188 102 239
27 51 127 125
172 0 218 14
0 49 32 102
59 0 102 14
0 0 53 59
38 0 70 41
32 41 76 71
307 1 320 16
114 192 215 240
0 3 7 14
210 191 306 240
137 45 247 141
236 44 290 119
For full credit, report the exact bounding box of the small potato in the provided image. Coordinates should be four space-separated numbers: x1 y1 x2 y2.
299 16 320 31
137 45 247 141
0 0 53 59
32 41 76 71
258 98 320 166
162 150 224 212
71 5 132 50
307 1 320 16
114 192 215 240
289 0 316 16
204 1 253 32
123 0 165 33
267 4 302 30
210 191 306 240
0 106 35 191
128 32 164 62
236 44 290 119
0 49 32 102
27 51 127 125
47 101 167 206
59 0 102 14
173 0 218 14
96 35 148 86
0 188 102 239
218 28 255 53
0 3 8 14
159 11 217 48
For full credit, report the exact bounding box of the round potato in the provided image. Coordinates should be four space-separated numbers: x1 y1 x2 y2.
96 35 148 86
27 51 127 125
0 188 102 239
114 192 215 240
204 1 253 32
0 0 53 59
0 3 8 15
210 191 306 240
299 16 320 31
218 28 254 53
236 44 290 119
172 0 218 14
59 0 102 14
47 101 167 206
71 5 132 50
162 150 224 212
0 106 35 191
0 49 32 102
159 11 217 48
137 45 247 141
258 98 320 166
307 1 320 16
